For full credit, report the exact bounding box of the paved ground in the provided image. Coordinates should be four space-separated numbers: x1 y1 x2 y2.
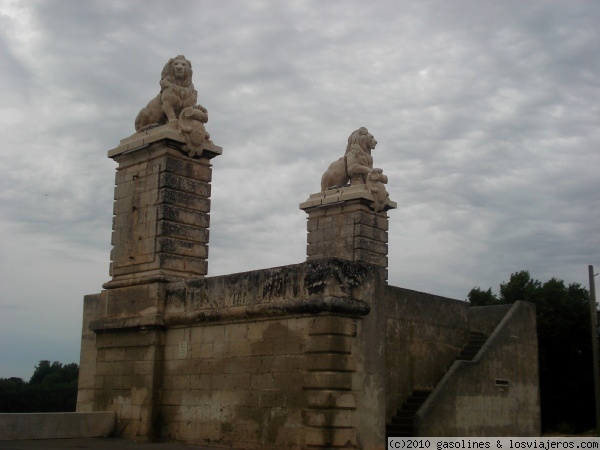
0 439 236 450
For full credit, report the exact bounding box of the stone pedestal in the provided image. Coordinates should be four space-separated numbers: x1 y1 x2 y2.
300 185 397 270
106 125 222 288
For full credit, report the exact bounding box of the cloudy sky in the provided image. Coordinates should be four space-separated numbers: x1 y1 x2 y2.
0 0 598 380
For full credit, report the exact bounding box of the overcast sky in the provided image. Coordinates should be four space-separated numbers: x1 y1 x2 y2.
0 0 598 380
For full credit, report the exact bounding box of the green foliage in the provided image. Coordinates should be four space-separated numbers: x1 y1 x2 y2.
467 287 502 306
468 270 594 433
0 360 79 413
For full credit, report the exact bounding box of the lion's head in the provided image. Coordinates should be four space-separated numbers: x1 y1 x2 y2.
161 55 193 87
346 127 377 153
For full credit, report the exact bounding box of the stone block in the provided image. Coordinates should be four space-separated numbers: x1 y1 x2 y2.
305 335 352 354
162 155 212 182
305 427 357 447
190 343 213 359
159 188 211 212
303 409 354 428
161 390 182 406
157 220 209 243
305 372 353 390
305 390 356 409
224 322 248 341
246 321 264 340
309 316 357 337
355 236 387 255
353 249 387 267
250 373 274 390
157 204 210 228
258 389 283 407
0 412 115 440
159 172 211 197
356 223 388 242
273 337 303 355
157 237 207 258
157 254 207 275
306 353 357 372
223 340 252 358
202 325 225 343
285 355 304 372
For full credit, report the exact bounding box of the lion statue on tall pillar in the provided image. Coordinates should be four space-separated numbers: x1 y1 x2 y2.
135 55 204 132
321 127 381 191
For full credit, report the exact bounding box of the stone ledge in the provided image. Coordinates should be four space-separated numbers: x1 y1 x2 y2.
108 124 222 159
165 296 370 326
0 412 115 440
90 314 165 332
300 185 397 211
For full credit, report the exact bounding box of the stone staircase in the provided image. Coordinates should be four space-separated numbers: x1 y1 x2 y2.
456 331 487 361
386 331 487 437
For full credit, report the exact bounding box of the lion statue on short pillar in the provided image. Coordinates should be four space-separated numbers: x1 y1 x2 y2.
321 127 381 191
135 55 203 132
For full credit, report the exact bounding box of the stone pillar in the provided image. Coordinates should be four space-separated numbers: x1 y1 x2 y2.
106 126 222 287
299 185 396 270
77 126 222 439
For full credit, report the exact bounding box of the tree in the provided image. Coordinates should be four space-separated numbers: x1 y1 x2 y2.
467 287 501 306
0 360 79 413
468 270 594 433
30 360 78 386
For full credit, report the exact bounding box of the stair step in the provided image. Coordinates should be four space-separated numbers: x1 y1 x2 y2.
391 418 413 425
387 425 413 435
463 343 484 350
387 388 433 437
395 410 416 418
412 390 432 397
469 331 486 337
388 335 489 437
388 432 414 437
402 403 422 411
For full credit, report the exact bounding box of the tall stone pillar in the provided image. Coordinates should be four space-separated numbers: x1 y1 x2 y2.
78 125 221 439
106 126 222 287
299 128 396 448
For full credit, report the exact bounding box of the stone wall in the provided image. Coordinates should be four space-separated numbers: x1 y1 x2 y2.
415 301 541 436
0 412 114 440
76 293 102 413
78 264 541 445
78 259 389 448
384 286 469 420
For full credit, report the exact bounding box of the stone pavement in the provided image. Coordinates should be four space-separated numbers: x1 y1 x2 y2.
0 438 238 450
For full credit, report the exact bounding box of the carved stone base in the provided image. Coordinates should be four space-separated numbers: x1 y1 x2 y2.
300 184 397 212
300 186 396 272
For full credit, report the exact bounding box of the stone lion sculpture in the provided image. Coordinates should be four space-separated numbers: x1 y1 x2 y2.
135 55 203 132
321 127 381 191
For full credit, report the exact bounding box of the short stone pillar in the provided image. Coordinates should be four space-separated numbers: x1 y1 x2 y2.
299 185 396 269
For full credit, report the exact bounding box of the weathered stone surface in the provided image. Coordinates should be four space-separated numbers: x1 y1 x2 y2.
0 412 115 440
302 199 391 269
107 143 216 287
